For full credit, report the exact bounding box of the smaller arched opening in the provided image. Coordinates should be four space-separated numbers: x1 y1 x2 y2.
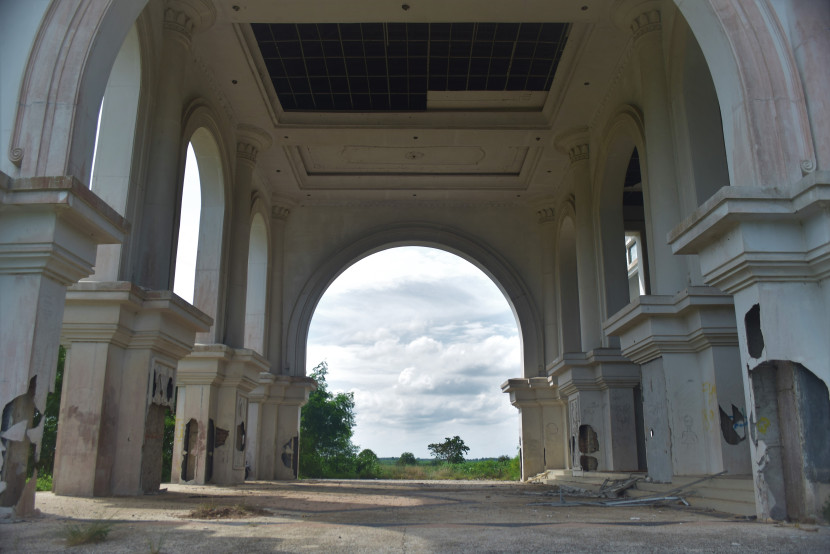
87 24 142 281
596 109 652 316
172 120 227 342
556 213 581 354
244 212 269 354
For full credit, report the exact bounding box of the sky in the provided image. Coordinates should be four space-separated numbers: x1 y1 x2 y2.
171 145 521 460
306 246 521 459
173 144 201 303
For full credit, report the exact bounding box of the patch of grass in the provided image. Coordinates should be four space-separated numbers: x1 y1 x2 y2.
61 520 113 546
375 456 521 481
188 501 269 519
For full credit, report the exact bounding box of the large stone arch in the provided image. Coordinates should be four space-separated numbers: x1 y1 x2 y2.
672 0 815 188
284 222 543 380
7 0 149 179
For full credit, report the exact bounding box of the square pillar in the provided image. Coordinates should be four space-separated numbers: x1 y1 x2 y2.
54 283 211 496
0 175 125 508
501 377 566 480
273 377 316 480
604 288 751 481
669 182 830 521
173 346 267 486
550 350 641 472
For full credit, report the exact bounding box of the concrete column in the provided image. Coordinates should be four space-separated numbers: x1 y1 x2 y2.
536 204 560 367
550 350 641 473
274 379 316 479
624 5 688 295
605 288 751 482
267 203 290 370
173 345 265 485
559 131 603 351
0 175 124 509
670 180 830 521
132 1 214 290
54 284 211 496
246 371 279 479
224 126 271 347
502 377 566 480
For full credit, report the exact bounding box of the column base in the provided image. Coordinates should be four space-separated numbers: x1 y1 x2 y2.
54 282 211 497
502 377 566 480
549 349 641 473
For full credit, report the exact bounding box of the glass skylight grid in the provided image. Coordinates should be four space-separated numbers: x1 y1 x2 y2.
251 22 570 112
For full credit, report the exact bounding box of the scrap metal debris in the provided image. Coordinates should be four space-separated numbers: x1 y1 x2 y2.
528 471 728 508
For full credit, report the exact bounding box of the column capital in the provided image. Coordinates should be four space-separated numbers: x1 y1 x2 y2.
236 125 272 166
554 127 590 166
536 206 555 224
630 9 661 40
612 0 662 40
271 195 295 221
164 0 216 42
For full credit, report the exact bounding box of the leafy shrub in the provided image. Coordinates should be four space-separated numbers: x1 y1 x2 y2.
397 452 418 466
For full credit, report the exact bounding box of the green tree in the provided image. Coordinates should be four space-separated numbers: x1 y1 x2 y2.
300 361 358 477
428 436 470 464
28 346 65 482
397 452 417 466
356 448 380 478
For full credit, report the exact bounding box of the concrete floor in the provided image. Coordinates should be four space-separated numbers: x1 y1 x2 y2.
1 480 827 552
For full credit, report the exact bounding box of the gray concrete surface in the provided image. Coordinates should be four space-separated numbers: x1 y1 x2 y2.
1 480 827 552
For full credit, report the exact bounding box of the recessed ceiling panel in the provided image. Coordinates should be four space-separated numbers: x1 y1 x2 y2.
251 22 570 112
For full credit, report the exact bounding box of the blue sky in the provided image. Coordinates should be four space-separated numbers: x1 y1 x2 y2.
306 246 521 459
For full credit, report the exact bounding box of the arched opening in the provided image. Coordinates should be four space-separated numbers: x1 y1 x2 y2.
87 24 142 281
306 246 522 461
677 22 730 208
244 212 269 354
173 143 201 303
556 215 581 354
172 125 226 343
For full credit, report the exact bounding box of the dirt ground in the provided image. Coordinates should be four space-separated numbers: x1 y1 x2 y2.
1 480 827 553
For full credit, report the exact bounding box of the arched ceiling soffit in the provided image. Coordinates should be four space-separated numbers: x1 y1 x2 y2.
283 221 543 377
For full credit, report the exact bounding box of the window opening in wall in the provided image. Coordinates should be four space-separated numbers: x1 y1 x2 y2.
306 246 521 467
622 148 650 300
625 231 645 298
173 143 202 303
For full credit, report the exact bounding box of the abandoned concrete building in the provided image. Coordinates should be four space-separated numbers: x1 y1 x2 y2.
1 0 828 523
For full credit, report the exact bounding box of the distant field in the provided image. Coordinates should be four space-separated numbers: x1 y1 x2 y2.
372 457 521 481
